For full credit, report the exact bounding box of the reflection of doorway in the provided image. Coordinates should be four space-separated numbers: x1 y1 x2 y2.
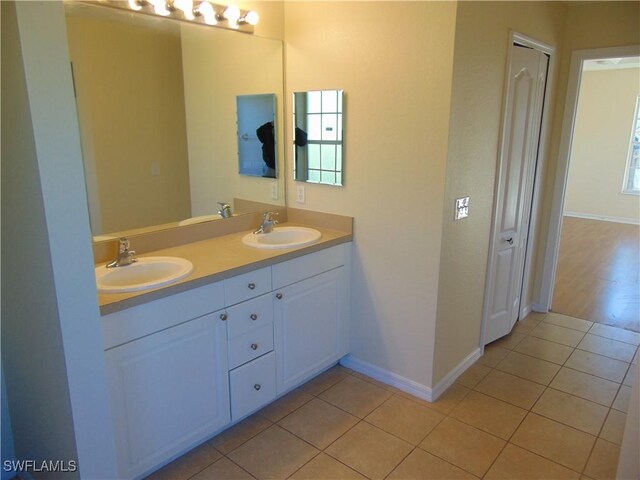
545 52 640 332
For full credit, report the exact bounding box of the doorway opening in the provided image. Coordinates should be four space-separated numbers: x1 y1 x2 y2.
540 46 640 333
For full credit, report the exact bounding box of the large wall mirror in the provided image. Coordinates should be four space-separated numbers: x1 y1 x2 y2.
293 90 344 186
64 2 285 239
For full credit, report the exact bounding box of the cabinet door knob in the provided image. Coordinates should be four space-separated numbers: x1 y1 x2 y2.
248 282 256 290
251 343 258 350
219 313 227 321
254 384 261 391
250 313 258 321
275 293 283 300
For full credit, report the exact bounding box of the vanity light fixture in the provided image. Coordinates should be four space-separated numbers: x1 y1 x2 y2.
91 0 258 33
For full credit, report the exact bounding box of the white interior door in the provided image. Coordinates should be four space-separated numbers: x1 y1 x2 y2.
484 44 549 344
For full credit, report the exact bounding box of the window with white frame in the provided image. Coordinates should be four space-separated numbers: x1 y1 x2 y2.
623 95 640 194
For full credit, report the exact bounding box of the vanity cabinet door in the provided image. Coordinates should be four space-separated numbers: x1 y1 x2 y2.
106 312 229 479
274 267 348 394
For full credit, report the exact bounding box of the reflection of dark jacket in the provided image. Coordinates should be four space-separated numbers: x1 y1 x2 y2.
256 122 275 169
294 127 307 147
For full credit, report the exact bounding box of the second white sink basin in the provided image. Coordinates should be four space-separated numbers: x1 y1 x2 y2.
242 226 322 250
95 256 194 293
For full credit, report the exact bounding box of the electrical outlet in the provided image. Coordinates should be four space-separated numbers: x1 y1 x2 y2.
270 182 278 200
296 185 305 204
454 196 470 220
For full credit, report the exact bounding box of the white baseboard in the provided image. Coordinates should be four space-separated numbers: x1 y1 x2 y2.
340 347 482 403
430 347 482 400
339 356 434 402
563 211 640 225
531 302 547 313
520 303 533 319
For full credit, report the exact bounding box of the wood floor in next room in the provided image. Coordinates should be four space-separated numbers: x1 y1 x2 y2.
553 216 640 332
146 312 638 480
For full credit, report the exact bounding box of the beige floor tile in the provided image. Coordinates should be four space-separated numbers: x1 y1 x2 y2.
259 388 314 422
633 349 638 364
227 425 318 479
577 334 637 363
409 383 470 415
190 457 253 480
588 323 640 346
478 344 510 367
584 438 620 480
513 313 546 334
511 413 596 472
365 394 444 445
550 368 620 406
278 397 358 449
319 375 393 418
485 444 580 480
289 453 366 480
514 335 574 365
455 363 492 389
350 372 399 393
565 349 628 383
475 370 544 410
623 363 637 387
496 351 561 385
300 365 352 396
325 421 413 480
419 417 505 477
529 323 586 347
388 448 478 480
612 385 631 412
145 441 222 480
209 413 272 455
600 409 627 444
449 391 527 440
545 313 594 332
531 388 608 435
491 331 526 350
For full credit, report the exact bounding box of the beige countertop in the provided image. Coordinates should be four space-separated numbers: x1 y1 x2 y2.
97 222 352 315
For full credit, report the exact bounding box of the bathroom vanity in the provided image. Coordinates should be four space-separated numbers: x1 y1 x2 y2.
98 220 351 479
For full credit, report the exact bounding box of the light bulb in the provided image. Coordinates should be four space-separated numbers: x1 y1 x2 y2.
243 10 259 26
128 0 142 11
195 1 216 24
149 0 170 16
173 0 194 20
223 4 241 23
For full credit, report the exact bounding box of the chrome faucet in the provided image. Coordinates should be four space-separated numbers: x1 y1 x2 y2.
106 237 137 268
218 202 232 219
254 211 278 234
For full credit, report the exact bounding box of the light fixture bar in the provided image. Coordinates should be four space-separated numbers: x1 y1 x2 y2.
87 0 258 33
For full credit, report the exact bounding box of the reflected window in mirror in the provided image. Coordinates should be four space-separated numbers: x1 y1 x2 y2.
293 90 344 186
237 94 277 178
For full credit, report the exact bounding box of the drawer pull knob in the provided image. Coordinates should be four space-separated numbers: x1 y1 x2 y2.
251 343 258 350
275 293 283 300
250 313 258 321
248 283 256 290
254 384 261 391
219 313 228 321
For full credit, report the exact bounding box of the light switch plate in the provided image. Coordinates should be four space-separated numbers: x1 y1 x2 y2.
296 185 305 204
270 182 278 200
454 197 469 220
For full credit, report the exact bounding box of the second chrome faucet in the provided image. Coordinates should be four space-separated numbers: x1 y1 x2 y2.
254 211 278 234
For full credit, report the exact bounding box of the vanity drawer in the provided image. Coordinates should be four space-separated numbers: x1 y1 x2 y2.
230 351 276 421
228 323 274 369
224 267 272 306
272 244 345 289
225 293 274 338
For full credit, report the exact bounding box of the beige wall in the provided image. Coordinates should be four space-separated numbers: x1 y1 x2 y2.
284 2 457 388
181 25 284 215
532 1 640 305
432 1 567 384
564 68 640 223
66 15 191 234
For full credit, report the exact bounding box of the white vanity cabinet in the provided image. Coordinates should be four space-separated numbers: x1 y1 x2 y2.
102 282 229 480
102 242 350 479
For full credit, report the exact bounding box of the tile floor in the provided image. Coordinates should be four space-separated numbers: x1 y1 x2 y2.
146 312 638 480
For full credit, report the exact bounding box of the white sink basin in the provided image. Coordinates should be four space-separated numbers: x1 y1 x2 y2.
95 256 194 293
242 226 322 250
